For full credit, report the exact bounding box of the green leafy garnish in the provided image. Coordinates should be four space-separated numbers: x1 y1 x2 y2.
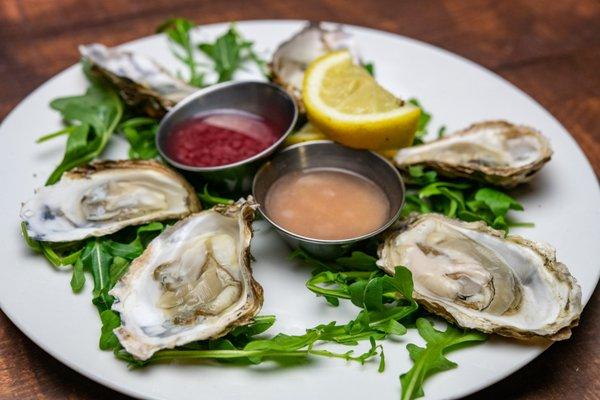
402 159 528 232
198 184 235 208
99 310 121 350
117 317 383 368
400 318 486 400
408 98 431 145
118 117 159 160
198 24 269 82
363 62 375 76
41 82 123 185
297 250 418 343
157 18 205 87
157 19 268 87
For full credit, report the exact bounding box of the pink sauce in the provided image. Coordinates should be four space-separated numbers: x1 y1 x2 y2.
166 110 281 167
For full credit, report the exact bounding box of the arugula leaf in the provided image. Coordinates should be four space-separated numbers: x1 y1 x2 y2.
104 222 164 260
336 251 379 271
20 222 83 268
363 62 375 76
42 81 122 185
400 318 486 400
301 248 418 341
228 315 276 340
408 98 431 145
70 258 86 292
108 256 129 289
80 240 114 313
116 315 384 368
198 185 235 208
157 18 205 86
406 166 438 185
198 25 268 82
474 188 524 216
99 310 121 350
403 167 528 232
437 125 446 138
118 117 159 160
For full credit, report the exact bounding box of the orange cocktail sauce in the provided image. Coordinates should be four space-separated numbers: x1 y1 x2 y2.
264 169 390 240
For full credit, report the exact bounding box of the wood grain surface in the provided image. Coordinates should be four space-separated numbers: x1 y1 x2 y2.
0 0 598 399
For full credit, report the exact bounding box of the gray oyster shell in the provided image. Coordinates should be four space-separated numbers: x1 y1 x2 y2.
377 214 582 340
111 200 263 360
394 121 553 187
20 160 201 242
270 22 357 111
80 44 197 117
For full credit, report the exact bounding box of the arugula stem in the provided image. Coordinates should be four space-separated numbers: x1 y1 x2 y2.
401 356 427 400
305 282 352 299
36 127 74 143
148 348 369 363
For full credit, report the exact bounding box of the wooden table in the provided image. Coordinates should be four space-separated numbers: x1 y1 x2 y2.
0 0 598 398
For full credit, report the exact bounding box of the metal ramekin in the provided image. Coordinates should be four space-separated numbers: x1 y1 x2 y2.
156 80 298 194
252 141 405 259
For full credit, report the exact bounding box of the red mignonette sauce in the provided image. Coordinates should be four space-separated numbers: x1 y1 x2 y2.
166 109 283 167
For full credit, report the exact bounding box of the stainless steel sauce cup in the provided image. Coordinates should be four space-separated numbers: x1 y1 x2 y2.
156 80 298 194
252 141 405 259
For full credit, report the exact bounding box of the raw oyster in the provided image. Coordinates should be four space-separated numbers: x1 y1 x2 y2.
377 214 582 340
20 160 200 242
80 44 197 117
270 22 357 110
394 121 553 187
110 200 262 360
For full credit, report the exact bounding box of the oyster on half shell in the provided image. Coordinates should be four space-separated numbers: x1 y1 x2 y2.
20 160 200 242
270 22 357 110
394 121 553 187
80 44 197 117
377 214 582 340
110 200 262 360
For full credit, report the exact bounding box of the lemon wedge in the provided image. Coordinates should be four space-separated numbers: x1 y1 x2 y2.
283 122 328 146
302 50 420 150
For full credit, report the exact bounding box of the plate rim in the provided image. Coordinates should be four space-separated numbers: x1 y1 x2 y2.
0 19 598 400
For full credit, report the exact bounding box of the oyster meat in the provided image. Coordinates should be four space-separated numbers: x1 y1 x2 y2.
80 44 197 117
270 22 357 110
110 201 262 360
20 160 200 242
394 121 553 187
377 214 582 340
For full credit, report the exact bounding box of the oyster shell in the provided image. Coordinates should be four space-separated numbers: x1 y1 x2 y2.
270 22 357 110
377 214 582 340
20 160 200 242
80 44 197 117
394 121 553 187
110 200 262 360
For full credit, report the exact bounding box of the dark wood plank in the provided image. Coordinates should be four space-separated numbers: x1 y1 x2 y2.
0 0 598 399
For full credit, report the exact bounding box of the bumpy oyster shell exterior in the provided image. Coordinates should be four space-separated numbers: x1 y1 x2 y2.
111 200 263 360
394 121 553 187
20 160 200 242
80 44 197 117
377 214 582 340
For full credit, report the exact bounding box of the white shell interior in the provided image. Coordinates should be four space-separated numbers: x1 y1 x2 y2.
378 216 580 336
80 44 196 103
111 208 255 360
395 123 547 168
20 167 193 242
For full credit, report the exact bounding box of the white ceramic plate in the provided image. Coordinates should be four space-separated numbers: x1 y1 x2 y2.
0 20 598 400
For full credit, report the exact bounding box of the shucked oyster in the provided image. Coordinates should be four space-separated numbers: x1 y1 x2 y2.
20 160 200 242
111 200 262 360
80 44 197 117
394 121 553 187
377 214 582 340
270 22 357 110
